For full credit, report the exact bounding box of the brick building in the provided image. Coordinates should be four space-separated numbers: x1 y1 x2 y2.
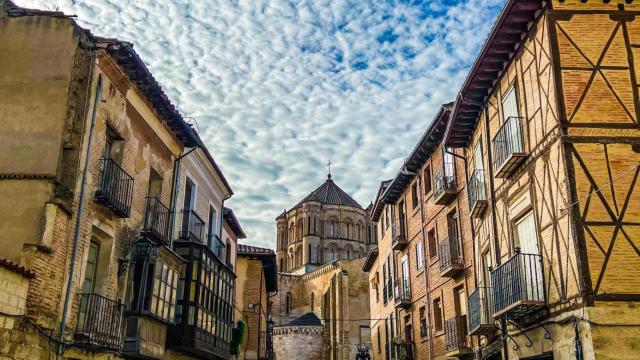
0 1 240 359
365 104 475 360
235 244 277 360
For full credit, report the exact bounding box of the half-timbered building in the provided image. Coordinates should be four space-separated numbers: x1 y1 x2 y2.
443 0 640 359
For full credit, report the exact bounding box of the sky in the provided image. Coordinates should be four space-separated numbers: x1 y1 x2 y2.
17 0 504 249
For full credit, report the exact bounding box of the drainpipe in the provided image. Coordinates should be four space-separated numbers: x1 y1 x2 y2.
415 169 433 360
169 146 197 246
58 58 100 355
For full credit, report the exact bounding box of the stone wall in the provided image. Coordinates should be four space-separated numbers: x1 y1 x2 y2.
272 326 323 360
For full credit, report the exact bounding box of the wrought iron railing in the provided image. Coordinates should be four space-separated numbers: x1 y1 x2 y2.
394 279 411 302
433 167 456 200
444 315 468 352
467 169 487 210
141 196 171 245
95 158 134 217
391 220 407 246
180 209 205 243
438 236 463 272
490 249 544 317
467 286 494 334
493 116 524 171
75 293 124 351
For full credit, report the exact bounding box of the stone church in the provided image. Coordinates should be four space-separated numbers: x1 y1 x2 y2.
272 174 376 360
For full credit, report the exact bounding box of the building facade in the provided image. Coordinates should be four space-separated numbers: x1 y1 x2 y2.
0 1 239 359
234 244 277 360
272 175 375 360
444 0 640 359
365 105 475 360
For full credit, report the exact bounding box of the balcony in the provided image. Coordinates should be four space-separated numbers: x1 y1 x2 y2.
391 220 408 250
140 197 171 245
74 293 124 351
467 169 488 218
467 286 497 336
493 116 526 178
394 279 411 309
94 158 134 218
490 249 545 319
438 236 464 277
444 315 472 357
180 209 205 243
394 340 414 360
433 168 457 205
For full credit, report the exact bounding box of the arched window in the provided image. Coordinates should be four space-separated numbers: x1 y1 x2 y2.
285 292 292 314
310 292 315 312
328 247 337 262
328 221 335 237
279 258 284 272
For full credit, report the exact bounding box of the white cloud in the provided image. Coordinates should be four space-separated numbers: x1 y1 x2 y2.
16 0 503 249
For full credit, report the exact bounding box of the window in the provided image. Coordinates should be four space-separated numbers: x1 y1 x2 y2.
310 292 315 312
382 264 388 304
82 241 100 293
328 221 335 237
514 211 539 254
411 182 419 209
147 169 163 198
428 229 437 258
377 327 381 353
285 292 292 314
404 315 412 341
416 241 424 270
443 147 455 177
454 286 467 316
208 206 218 249
423 166 432 194
385 207 390 229
183 177 195 211
150 263 178 321
419 306 427 337
447 210 460 240
433 298 443 332
473 140 484 172
359 326 371 347
398 201 406 238
502 85 519 121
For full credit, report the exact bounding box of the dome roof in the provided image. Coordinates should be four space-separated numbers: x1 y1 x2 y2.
293 174 363 210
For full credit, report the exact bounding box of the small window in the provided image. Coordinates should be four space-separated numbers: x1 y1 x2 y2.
423 165 432 194
377 327 381 353
428 229 437 258
416 241 424 270
411 182 419 209
285 292 292 314
419 306 427 337
433 298 443 332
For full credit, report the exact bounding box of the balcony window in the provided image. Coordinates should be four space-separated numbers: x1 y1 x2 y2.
444 315 471 356
411 182 419 209
180 209 205 242
141 197 171 245
433 150 457 205
419 307 427 337
423 165 432 194
433 298 443 332
428 229 437 259
415 241 424 270
439 212 464 277
94 158 134 218
169 241 235 358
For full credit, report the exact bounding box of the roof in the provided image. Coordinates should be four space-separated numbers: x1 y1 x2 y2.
0 258 35 278
223 207 246 239
376 103 452 212
361 247 379 272
284 312 322 327
3 1 198 149
291 174 363 211
237 244 277 292
445 0 544 148
371 179 393 222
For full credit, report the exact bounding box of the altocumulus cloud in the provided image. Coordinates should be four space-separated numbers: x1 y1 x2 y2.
16 0 503 249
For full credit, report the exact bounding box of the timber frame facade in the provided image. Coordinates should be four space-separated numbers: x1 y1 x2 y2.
443 0 640 359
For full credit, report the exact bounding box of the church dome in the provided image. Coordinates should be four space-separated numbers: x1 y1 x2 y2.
293 174 362 210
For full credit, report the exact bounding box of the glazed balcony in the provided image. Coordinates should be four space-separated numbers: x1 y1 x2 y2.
94 158 134 218
433 168 457 205
74 293 124 351
490 249 545 319
467 169 488 218
179 209 205 243
394 279 411 309
467 286 497 336
493 116 526 178
438 236 464 277
140 196 171 245
391 220 408 250
444 315 472 357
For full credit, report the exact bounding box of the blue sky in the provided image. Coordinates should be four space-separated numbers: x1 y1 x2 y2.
17 0 504 249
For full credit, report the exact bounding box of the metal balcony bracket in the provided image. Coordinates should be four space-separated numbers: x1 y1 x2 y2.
506 317 533 350
541 323 552 340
